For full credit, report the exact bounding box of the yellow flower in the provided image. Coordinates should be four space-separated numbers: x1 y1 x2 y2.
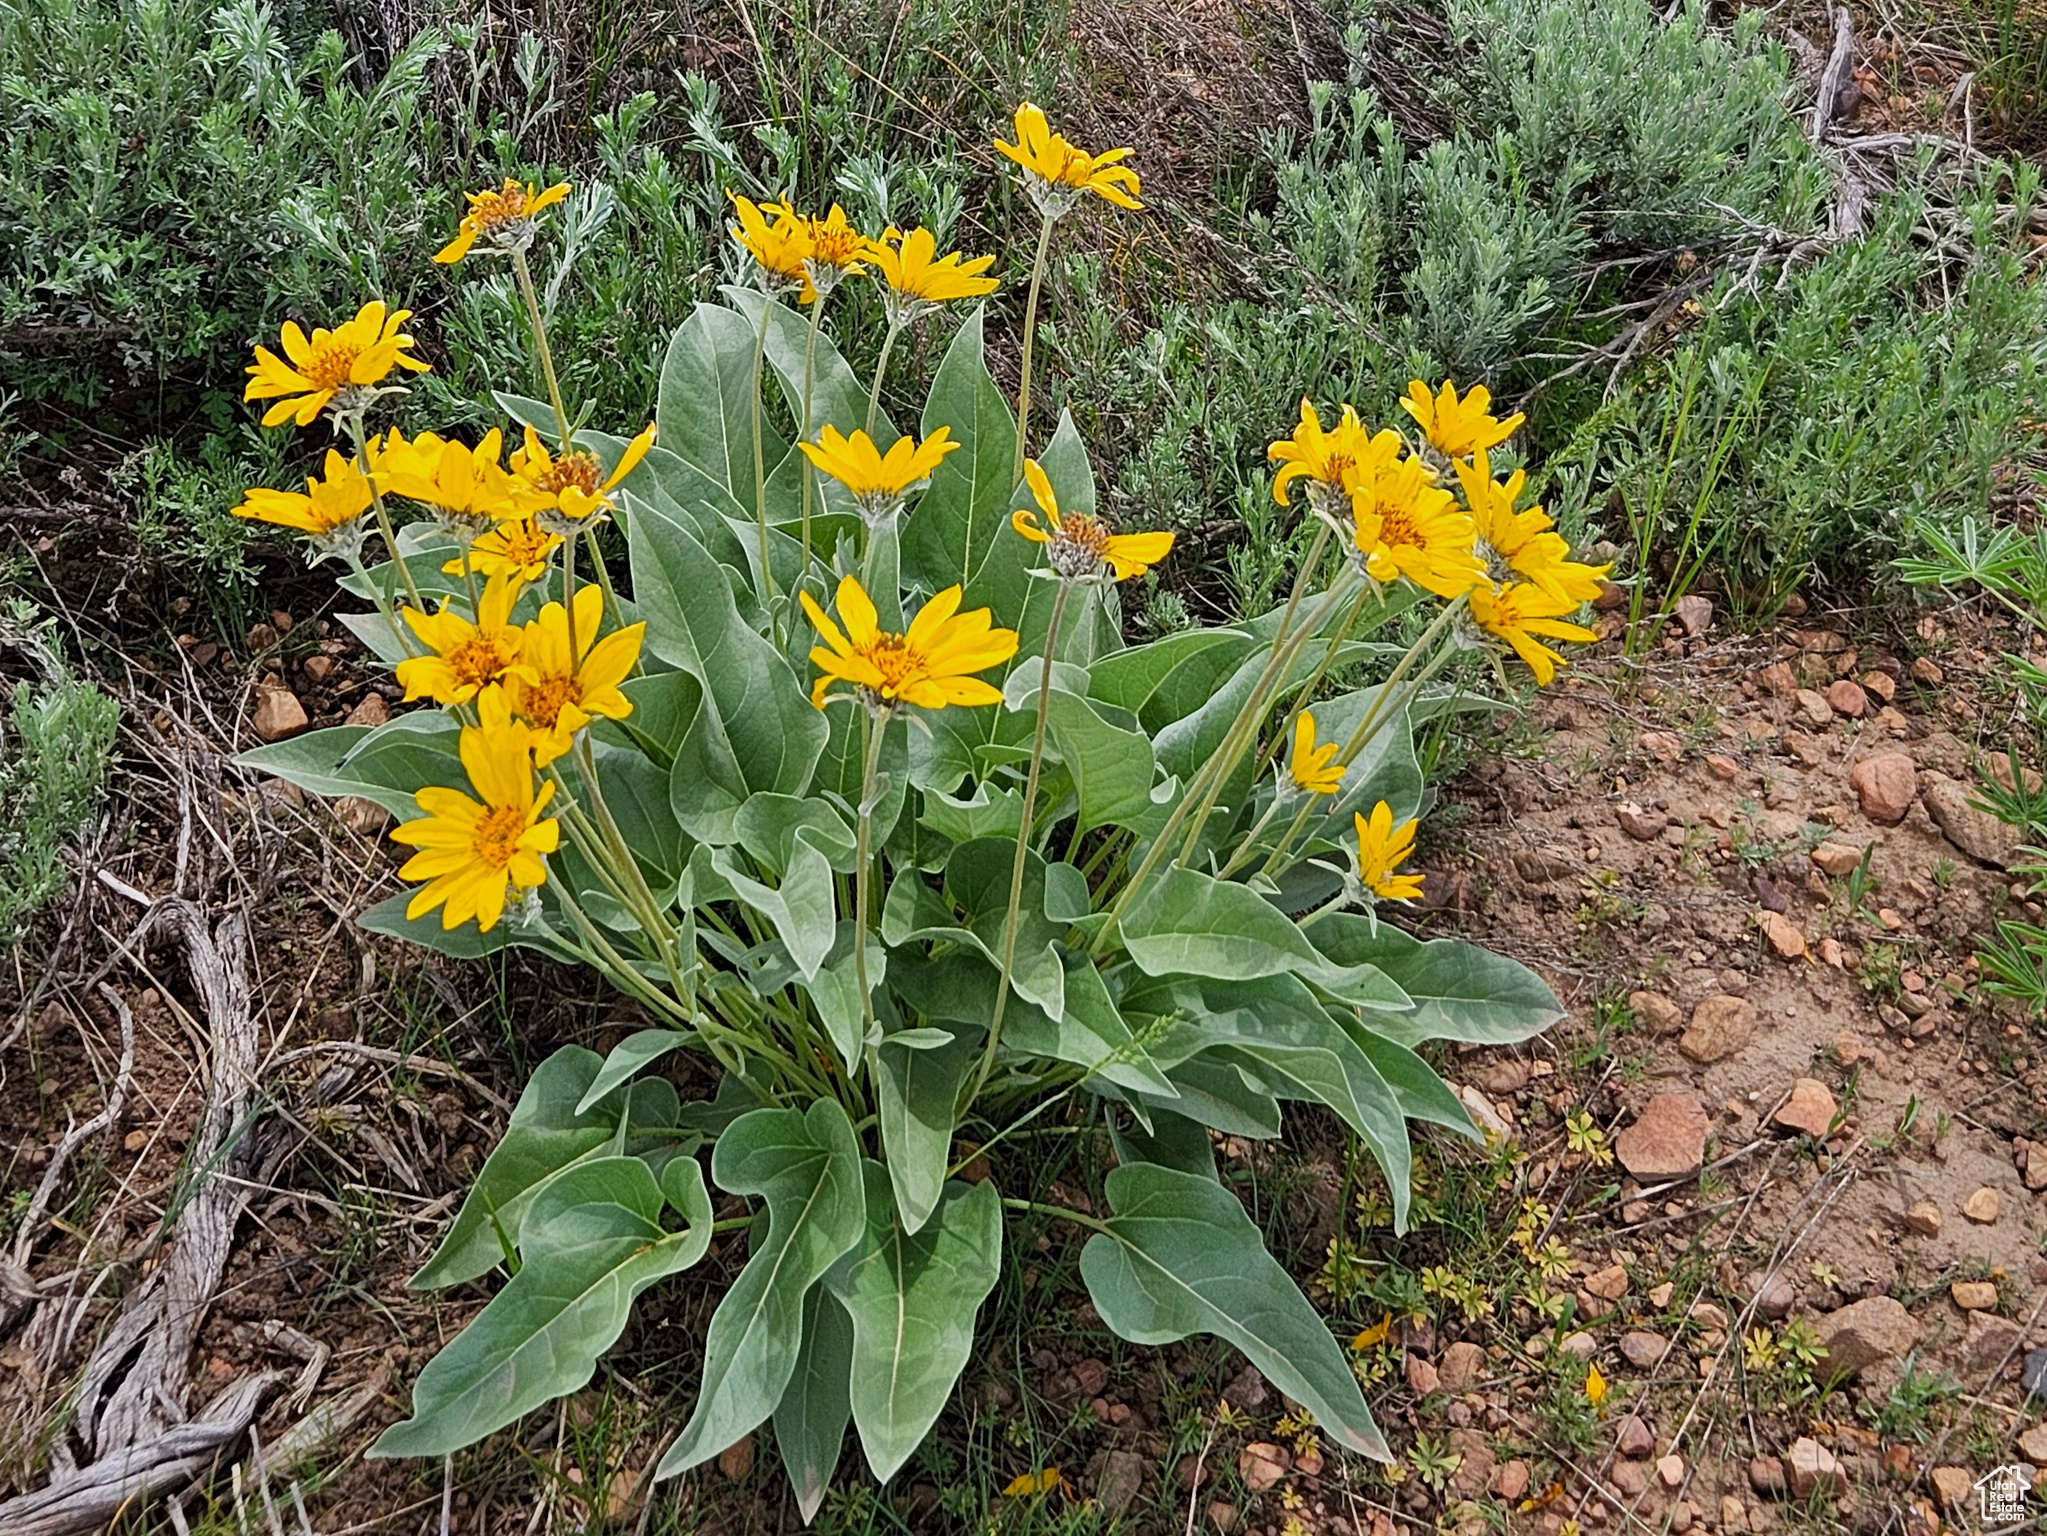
1288 710 1346 795
1268 398 1403 512
233 449 372 561
391 691 559 932
434 179 571 264
1350 1314 1392 1351
1355 801 1423 902
396 572 534 706
729 193 815 298
511 422 658 528
1469 581 1598 687
376 428 546 532
799 576 1018 712
1456 449 1610 604
995 102 1143 214
1584 1363 1608 1409
797 425 957 526
801 204 869 296
1001 1469 1064 1498
1401 379 1524 460
1012 460 1174 582
444 518 561 584
864 226 998 324
244 301 429 428
1349 457 1486 599
507 586 645 765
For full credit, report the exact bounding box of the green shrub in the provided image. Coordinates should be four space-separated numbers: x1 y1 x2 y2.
0 608 120 946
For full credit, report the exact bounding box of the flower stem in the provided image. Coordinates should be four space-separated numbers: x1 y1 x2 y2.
749 297 776 621
798 294 825 587
968 581 1069 1108
1011 212 1056 490
345 414 426 626
511 247 574 451
866 319 901 437
854 706 888 1080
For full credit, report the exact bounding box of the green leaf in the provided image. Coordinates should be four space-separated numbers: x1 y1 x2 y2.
774 1285 855 1524
737 793 856 877
903 308 1022 614
633 515 826 841
999 952 1176 1097
1080 1164 1388 1460
1108 1106 1216 1180
237 712 461 820
1046 688 1162 836
657 301 783 507
1088 629 1256 727
357 889 575 964
825 1167 1002 1482
722 287 896 449
918 782 1023 846
1136 1059 1282 1139
710 831 838 982
658 1100 867 1477
1345 1025 1478 1142
804 924 887 1075
413 1046 618 1289
1119 865 1323 981
1308 915 1561 1045
576 1030 691 1116
876 1026 978 1235
373 1155 712 1457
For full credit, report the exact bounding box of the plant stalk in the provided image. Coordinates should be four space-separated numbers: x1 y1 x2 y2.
798 293 825 585
866 318 901 437
1011 212 1056 489
511 247 574 451
749 296 776 620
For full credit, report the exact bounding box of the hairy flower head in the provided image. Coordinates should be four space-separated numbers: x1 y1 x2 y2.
234 449 373 564
1402 379 1524 460
996 102 1142 217
506 585 644 765
244 301 429 429
1288 710 1346 796
1012 459 1174 582
1355 801 1423 902
435 179 571 264
396 572 535 706
799 576 1018 713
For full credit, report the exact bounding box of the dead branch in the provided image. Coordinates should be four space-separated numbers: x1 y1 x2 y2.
10 984 136 1270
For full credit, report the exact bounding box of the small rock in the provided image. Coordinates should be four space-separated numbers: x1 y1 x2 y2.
2024 1348 2047 1397
1786 1439 1843 1498
1448 1429 1495 1501
1073 1357 1108 1396
1862 671 1896 703
1825 679 1868 719
1963 1186 2002 1224
345 692 391 728
1617 803 1670 841
1952 1280 1999 1311
1615 1094 1710 1180
301 654 335 684
1722 1495 1750 1532
1810 841 1868 877
1749 1272 1796 1320
1921 772 2019 868
1851 753 1918 823
1681 995 1756 1063
1706 753 1741 781
1594 581 1631 611
1439 1341 1486 1393
251 683 309 742
1750 1457 1786 1497
1558 1331 1597 1360
1222 1364 1268 1409
1930 1467 1972 1507
1620 1331 1669 1370
1904 1202 1942 1236
1458 1085 1513 1140
1648 1282 1675 1309
1585 1265 1630 1302
1672 594 1713 635
1238 1444 1290 1492
1658 1455 1687 1491
1817 1296 1920 1379
1617 1415 1655 1459
1492 1460 1531 1503
2019 1423 2047 1464
1910 656 1944 685
1095 1450 1146 1518
717 1434 755 1480
1480 1059 1530 1096
1406 1354 1440 1396
1631 991 1682 1033
1962 1310 2024 1375
334 795 391 834
1758 911 1806 959
1640 730 1684 762
1794 689 1835 727
1611 1461 1649 1498
1772 1078 1837 1139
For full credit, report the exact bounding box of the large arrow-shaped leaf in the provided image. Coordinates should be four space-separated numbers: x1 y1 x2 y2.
826 1166 1002 1482
374 1156 713 1456
1309 914 1561 1045
1080 1163 1388 1460
658 1100 866 1477
876 1027 978 1235
773 1285 855 1524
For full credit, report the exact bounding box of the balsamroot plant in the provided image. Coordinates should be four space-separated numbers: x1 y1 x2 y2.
236 104 1595 1515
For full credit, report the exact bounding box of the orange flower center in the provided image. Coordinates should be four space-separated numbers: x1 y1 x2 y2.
302 342 362 392
470 803 527 869
497 524 553 564
810 223 865 267
532 452 602 496
470 181 535 232
1055 514 1112 557
447 635 516 692
521 673 583 730
861 636 922 696
1054 147 1097 188
1375 507 1421 549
